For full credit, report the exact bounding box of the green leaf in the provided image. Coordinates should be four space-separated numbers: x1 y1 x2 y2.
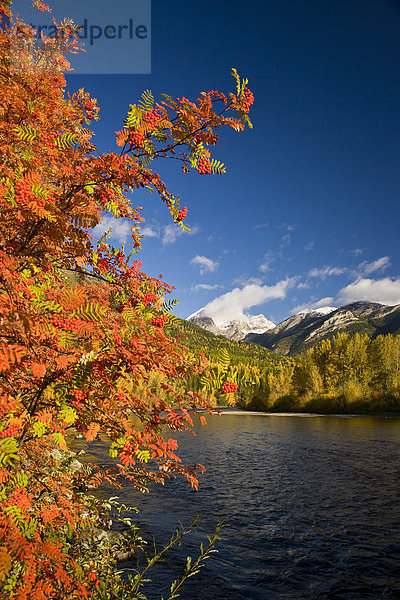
151 128 168 142
70 302 106 322
135 448 150 463
139 89 154 112
231 67 241 96
0 437 20 467
55 132 78 149
210 159 226 175
124 104 142 129
32 421 47 438
161 298 179 313
14 125 37 143
218 348 230 370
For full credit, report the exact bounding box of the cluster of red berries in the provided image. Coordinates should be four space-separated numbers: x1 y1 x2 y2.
97 258 110 271
129 131 145 148
221 381 238 394
196 158 212 174
150 412 160 426
97 187 114 206
0 424 20 439
85 571 100 589
52 423 66 434
142 292 157 306
85 99 95 119
72 389 87 407
175 206 188 222
143 109 161 128
51 315 79 332
241 88 254 113
74 389 85 402
150 315 167 328
15 180 46 209
39 130 57 146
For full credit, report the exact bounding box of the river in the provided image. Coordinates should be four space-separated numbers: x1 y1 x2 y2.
87 412 400 599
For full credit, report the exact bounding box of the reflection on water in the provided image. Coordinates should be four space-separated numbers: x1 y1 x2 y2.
86 414 400 599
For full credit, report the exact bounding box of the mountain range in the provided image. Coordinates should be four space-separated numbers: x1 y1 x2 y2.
187 301 400 355
186 309 275 341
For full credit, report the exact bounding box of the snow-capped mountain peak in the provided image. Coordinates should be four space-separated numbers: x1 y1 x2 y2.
187 310 275 341
296 306 336 317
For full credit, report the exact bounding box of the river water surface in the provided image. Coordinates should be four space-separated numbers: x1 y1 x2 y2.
96 413 400 599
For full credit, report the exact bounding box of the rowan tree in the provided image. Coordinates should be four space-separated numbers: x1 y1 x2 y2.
0 1 254 597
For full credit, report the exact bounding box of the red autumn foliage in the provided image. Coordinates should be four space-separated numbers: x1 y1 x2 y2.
0 2 253 597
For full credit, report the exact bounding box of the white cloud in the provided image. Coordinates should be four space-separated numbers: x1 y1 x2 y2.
338 277 400 306
141 226 159 238
190 255 219 275
253 222 269 230
347 248 365 256
162 224 184 245
281 233 291 248
190 283 222 292
259 263 271 273
233 276 264 286
199 278 295 325
162 224 199 245
279 222 297 232
304 241 314 252
358 256 390 275
291 297 335 314
308 266 346 279
259 251 274 273
92 216 131 243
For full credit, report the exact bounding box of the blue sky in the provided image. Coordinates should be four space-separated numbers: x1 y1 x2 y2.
62 0 400 325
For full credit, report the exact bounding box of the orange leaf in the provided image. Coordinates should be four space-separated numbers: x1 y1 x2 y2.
31 362 46 378
84 422 100 441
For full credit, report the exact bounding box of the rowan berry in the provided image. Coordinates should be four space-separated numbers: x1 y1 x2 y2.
0 424 20 438
149 315 167 328
221 381 238 394
142 292 157 306
175 206 188 222
129 131 145 148
241 88 254 113
143 109 161 129
196 158 211 174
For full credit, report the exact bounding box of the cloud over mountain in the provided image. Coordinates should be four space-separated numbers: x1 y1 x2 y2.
197 278 295 325
338 277 400 306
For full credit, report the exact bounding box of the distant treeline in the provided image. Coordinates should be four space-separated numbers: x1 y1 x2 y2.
156 322 400 414
245 332 400 414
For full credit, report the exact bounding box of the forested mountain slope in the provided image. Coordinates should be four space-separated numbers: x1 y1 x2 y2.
246 301 400 355
172 318 290 368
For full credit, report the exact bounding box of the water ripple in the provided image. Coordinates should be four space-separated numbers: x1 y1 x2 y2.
118 414 400 599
